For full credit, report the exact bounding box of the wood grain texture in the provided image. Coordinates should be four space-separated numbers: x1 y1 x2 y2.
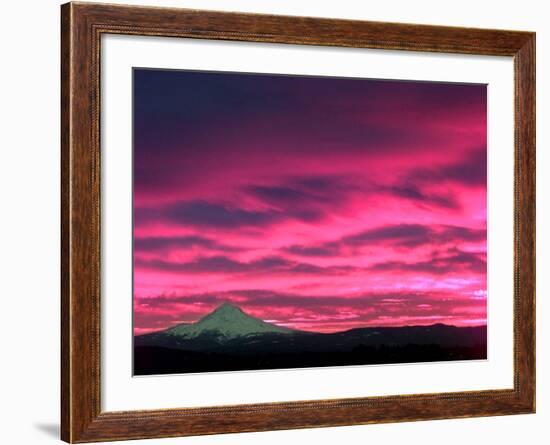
60 2 536 442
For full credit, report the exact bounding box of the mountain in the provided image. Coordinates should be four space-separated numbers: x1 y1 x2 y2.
134 303 487 375
164 303 296 340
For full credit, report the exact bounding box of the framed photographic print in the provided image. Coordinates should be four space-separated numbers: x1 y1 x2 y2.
61 2 535 442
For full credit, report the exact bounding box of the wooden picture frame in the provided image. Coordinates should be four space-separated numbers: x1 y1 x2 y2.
61 2 535 442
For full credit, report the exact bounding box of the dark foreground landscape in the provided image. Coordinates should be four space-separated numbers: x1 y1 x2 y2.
134 303 487 375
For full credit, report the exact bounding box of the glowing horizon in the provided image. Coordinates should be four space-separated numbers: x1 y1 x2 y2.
133 69 487 335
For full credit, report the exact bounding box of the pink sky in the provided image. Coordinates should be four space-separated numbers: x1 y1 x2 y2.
133 70 487 334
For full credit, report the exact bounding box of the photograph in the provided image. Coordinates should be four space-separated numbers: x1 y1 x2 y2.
54 2 536 442
132 69 488 375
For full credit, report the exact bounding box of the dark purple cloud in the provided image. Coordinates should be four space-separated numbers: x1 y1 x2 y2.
410 147 487 187
134 235 241 253
135 198 326 229
369 249 486 274
283 224 486 258
381 184 459 209
135 255 350 275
